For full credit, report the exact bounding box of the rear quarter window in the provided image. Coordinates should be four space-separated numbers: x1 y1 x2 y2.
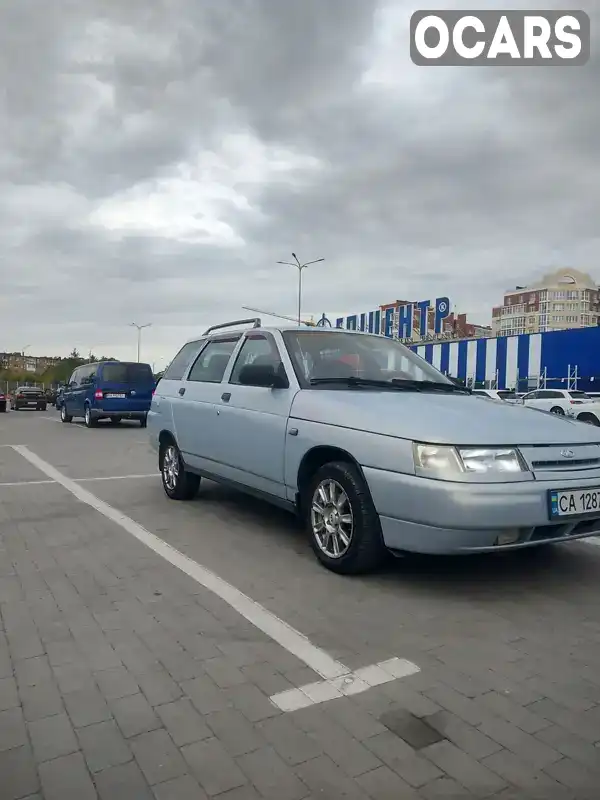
163 341 204 381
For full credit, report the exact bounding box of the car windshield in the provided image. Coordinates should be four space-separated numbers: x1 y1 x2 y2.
569 391 590 399
282 330 454 388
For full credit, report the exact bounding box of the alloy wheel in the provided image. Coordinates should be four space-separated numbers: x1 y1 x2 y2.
162 445 180 492
310 478 354 558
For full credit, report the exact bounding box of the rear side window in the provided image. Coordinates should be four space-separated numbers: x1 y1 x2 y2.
80 365 97 384
229 333 281 384
188 339 238 383
100 363 153 384
163 341 203 381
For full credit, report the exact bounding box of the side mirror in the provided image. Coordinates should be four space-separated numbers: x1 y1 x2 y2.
238 362 288 389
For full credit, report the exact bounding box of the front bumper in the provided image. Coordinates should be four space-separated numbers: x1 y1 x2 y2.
363 466 600 554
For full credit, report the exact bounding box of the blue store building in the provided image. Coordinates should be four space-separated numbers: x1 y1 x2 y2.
409 326 600 393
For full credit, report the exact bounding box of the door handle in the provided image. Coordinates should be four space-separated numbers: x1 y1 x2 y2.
178 387 186 396
221 392 231 402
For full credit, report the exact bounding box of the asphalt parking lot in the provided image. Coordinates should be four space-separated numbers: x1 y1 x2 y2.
1 409 600 799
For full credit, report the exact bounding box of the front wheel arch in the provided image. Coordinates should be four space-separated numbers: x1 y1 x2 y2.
296 445 365 515
303 460 386 574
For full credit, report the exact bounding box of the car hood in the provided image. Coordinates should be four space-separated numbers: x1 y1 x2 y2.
291 390 600 445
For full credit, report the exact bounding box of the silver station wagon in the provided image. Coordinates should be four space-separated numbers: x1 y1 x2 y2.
148 318 600 574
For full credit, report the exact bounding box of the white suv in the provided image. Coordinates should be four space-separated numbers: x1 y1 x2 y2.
472 389 513 402
519 389 600 425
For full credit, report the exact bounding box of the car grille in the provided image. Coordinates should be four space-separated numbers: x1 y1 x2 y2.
519 444 600 472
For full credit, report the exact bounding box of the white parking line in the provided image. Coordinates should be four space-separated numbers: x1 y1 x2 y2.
11 444 420 711
0 474 157 487
0 480 56 487
77 474 157 482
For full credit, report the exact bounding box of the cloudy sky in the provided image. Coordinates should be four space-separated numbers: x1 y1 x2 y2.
1 0 598 366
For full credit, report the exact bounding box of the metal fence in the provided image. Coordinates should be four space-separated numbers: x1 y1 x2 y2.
450 366 600 395
1 380 60 396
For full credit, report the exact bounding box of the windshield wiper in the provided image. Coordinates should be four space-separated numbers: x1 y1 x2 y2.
390 379 471 394
309 377 470 393
309 377 414 389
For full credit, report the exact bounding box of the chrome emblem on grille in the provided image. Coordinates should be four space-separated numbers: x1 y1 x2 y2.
560 449 575 458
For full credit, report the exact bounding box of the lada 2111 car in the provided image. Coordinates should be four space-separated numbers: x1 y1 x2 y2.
148 318 600 574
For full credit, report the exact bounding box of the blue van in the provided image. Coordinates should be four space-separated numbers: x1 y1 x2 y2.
61 361 154 428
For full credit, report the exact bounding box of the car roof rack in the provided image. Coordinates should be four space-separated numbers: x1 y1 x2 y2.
203 317 261 335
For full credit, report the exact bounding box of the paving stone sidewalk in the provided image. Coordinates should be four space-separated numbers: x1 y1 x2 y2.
1 482 600 799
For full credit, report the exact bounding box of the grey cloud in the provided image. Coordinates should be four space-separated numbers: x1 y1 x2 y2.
0 0 598 359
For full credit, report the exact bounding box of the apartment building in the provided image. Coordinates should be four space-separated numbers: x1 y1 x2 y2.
492 268 600 337
0 353 61 373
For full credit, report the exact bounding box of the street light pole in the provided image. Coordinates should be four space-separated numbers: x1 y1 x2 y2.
277 253 324 325
130 323 151 362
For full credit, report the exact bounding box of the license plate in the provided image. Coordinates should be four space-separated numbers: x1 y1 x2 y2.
549 487 600 518
105 393 126 399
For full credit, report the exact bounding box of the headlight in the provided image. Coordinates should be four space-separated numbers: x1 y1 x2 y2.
414 444 527 477
458 448 524 473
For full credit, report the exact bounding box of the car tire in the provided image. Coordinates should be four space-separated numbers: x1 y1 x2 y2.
140 416 148 428
160 440 200 500
550 406 565 415
60 405 72 423
84 406 96 428
304 461 387 575
577 412 600 426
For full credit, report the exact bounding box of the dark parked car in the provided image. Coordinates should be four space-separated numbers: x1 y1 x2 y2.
0 391 6 412
13 387 47 411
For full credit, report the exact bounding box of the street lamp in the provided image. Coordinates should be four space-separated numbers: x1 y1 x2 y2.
277 253 324 325
130 323 151 362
